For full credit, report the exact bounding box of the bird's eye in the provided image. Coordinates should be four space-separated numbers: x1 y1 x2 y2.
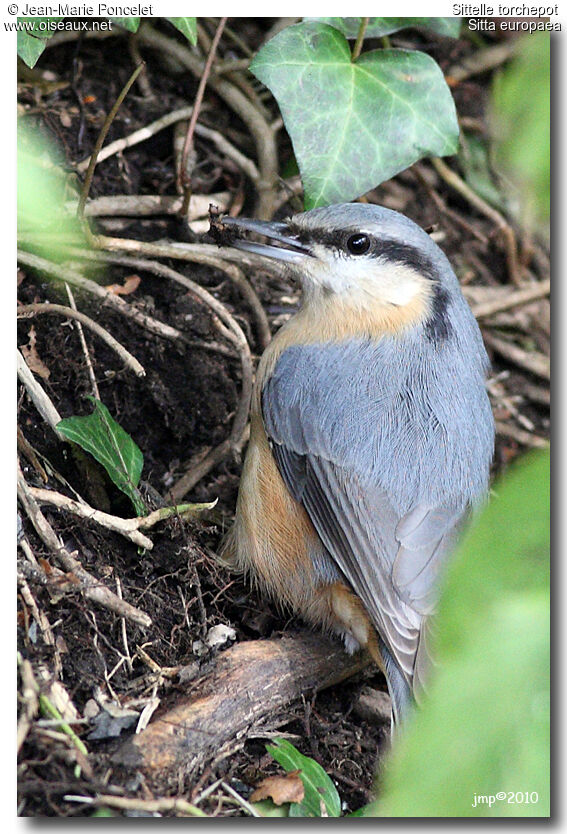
346 233 371 255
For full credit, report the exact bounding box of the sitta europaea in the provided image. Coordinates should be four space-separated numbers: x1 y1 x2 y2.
219 203 494 723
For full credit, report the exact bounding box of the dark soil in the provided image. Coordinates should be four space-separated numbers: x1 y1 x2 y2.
17 18 549 818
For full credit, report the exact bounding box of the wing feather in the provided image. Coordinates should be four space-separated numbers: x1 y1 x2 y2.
262 336 492 695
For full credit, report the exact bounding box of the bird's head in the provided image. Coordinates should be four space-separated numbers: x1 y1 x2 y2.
221 203 461 339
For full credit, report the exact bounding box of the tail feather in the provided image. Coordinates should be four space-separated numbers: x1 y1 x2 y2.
379 638 413 727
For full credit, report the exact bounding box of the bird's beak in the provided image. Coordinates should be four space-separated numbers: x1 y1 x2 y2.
220 216 312 264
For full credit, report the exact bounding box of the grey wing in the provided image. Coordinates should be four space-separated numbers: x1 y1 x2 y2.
260 340 482 699
270 439 463 695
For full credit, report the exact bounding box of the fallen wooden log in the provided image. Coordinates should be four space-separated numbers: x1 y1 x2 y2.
115 632 371 778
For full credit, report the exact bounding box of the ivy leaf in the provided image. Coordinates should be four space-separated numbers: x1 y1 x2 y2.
57 397 145 516
250 22 459 209
110 17 140 32
166 17 197 45
17 18 62 67
311 17 462 39
266 739 341 817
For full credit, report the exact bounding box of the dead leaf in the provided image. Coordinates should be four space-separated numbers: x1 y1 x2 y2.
59 111 72 128
104 275 141 296
250 771 304 806
21 326 50 380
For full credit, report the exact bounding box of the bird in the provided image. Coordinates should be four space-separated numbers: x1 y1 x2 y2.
217 203 494 724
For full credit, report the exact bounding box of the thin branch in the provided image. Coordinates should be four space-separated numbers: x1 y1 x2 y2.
17 349 63 438
220 782 262 818
179 16 227 214
66 191 231 218
17 465 152 629
77 61 145 219
56 244 255 497
64 794 208 817
64 284 99 398
447 39 520 84
494 420 549 449
137 24 278 218
28 486 154 550
80 253 254 499
17 654 40 754
75 107 260 184
483 331 550 380
431 157 522 286
17 250 185 344
18 303 146 377
469 279 550 319
81 239 272 350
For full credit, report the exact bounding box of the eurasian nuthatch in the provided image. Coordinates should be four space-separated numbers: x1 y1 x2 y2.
218 203 494 723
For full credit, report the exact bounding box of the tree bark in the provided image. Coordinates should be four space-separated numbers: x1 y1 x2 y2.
115 632 371 778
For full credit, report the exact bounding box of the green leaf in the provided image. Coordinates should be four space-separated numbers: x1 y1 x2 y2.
250 22 459 209
17 31 48 67
374 452 550 817
167 17 197 45
311 18 462 39
491 33 549 229
266 739 341 817
250 800 290 817
18 123 88 260
459 133 508 212
57 397 145 516
17 18 62 67
110 17 140 32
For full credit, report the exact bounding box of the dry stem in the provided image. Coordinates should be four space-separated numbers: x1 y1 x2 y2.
18 465 152 628
18 303 145 377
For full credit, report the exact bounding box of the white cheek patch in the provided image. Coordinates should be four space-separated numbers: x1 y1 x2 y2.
302 249 432 308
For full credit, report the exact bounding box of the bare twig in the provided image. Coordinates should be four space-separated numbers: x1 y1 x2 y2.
17 654 40 754
137 24 278 218
75 107 260 184
17 250 185 344
69 251 254 497
77 62 145 219
431 156 522 286
64 284 100 398
85 235 276 345
220 782 262 818
17 349 63 438
20 243 256 497
447 40 520 84
18 427 48 483
128 34 154 99
64 794 208 817
65 192 231 218
17 465 152 628
18 573 62 678
469 280 550 319
65 234 289 279
18 303 145 377
522 382 550 406
494 420 549 449
486 375 535 432
27 486 154 550
179 17 227 215
483 332 550 380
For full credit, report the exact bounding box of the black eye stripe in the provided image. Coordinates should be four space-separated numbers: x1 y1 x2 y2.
286 224 439 280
